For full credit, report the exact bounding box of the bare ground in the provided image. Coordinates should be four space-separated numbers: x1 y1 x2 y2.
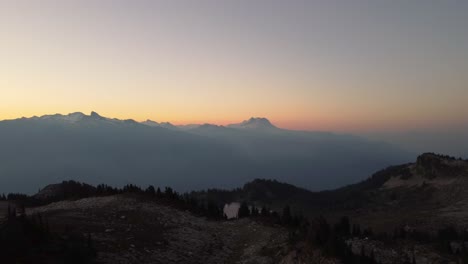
26 195 296 264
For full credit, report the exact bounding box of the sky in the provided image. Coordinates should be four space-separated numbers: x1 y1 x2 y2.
1 0 467 132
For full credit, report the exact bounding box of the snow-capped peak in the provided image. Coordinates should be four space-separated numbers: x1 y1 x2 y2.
37 112 86 123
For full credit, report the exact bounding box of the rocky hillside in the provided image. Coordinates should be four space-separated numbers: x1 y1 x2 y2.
337 153 468 232
198 153 468 234
25 195 329 264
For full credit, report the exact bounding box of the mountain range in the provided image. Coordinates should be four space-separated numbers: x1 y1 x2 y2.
0 112 413 194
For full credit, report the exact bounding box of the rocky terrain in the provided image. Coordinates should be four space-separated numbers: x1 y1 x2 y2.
26 195 321 264
3 153 468 263
199 153 468 234
188 153 468 263
346 238 453 264
339 153 468 232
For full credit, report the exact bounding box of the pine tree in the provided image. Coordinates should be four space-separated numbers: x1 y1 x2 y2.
282 205 292 226
352 224 362 237
335 216 351 237
145 185 156 196
238 202 250 218
260 206 269 216
315 216 331 246
165 187 174 199
370 249 376 264
251 205 259 217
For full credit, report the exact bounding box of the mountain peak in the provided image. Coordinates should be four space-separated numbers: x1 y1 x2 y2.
90 111 103 119
228 117 277 130
246 117 273 125
142 119 160 127
69 112 85 117
65 112 86 122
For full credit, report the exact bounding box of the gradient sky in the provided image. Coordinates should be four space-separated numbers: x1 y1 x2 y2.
1 0 467 132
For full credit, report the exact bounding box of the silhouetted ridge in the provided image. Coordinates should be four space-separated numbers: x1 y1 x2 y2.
89 111 105 120
227 117 278 130
34 180 97 201
242 179 309 201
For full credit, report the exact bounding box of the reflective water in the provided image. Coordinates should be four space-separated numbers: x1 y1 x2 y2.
223 202 240 219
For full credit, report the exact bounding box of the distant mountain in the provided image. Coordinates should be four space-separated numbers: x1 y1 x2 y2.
0 112 412 194
141 119 160 127
141 119 179 130
227 117 278 131
141 117 278 132
24 111 140 127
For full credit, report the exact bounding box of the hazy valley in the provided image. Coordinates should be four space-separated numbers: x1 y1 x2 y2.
0 112 412 194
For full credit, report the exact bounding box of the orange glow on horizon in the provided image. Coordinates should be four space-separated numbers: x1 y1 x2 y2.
0 108 465 134
1 2 468 134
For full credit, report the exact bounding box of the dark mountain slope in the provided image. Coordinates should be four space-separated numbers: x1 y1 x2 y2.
197 153 468 232
0 113 248 193
0 112 412 194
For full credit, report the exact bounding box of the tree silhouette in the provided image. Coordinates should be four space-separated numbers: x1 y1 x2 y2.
145 185 156 196
237 202 250 218
260 206 269 216
282 205 292 225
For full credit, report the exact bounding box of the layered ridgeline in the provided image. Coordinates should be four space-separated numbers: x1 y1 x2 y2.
0 112 411 194
196 153 468 232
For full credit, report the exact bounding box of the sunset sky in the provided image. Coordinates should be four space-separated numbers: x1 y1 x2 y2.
1 0 467 132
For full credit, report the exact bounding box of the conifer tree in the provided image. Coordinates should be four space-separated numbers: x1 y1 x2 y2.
238 202 250 218
145 185 156 196
282 205 292 225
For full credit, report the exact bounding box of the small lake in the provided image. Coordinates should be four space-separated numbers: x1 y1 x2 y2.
223 202 240 219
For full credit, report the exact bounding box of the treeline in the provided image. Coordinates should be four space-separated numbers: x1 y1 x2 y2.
0 181 233 263
231 201 466 263
0 205 96 263
307 217 468 263
389 224 468 262
0 180 95 206
0 193 28 201
418 152 464 161
1 181 226 220
233 201 379 263
93 183 225 219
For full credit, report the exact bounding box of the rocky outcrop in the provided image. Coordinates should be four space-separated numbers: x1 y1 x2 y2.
346 238 454 264
416 153 467 179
